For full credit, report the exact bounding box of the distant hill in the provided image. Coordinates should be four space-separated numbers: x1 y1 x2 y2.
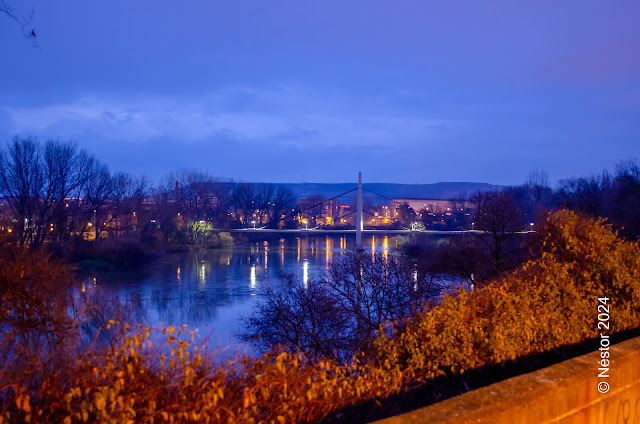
278 182 502 203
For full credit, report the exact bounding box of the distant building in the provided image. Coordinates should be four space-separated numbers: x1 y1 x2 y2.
297 198 340 225
336 204 353 225
390 198 471 217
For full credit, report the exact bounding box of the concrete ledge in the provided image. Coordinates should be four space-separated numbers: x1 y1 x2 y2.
374 336 640 424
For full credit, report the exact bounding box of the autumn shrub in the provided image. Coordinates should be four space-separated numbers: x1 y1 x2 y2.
0 248 97 390
0 249 134 421
374 209 640 381
2 210 640 423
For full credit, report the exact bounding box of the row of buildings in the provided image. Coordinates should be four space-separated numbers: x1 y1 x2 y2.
0 194 472 241
295 197 472 228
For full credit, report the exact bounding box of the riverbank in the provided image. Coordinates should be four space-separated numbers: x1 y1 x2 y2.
51 231 235 273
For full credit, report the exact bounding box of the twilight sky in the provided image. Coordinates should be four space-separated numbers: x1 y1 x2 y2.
1 1 639 185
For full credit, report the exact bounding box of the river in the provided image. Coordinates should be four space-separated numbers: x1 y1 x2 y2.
88 234 400 355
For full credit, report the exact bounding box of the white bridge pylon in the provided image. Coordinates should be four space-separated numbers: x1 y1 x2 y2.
356 171 364 251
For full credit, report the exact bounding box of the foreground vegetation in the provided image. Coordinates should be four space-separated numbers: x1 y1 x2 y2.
1 209 639 423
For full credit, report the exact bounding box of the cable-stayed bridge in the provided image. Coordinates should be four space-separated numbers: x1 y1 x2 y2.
229 172 475 250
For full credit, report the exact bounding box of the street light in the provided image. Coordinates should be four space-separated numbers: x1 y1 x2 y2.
251 220 256 229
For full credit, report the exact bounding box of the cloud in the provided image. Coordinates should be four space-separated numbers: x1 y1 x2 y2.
2 85 449 150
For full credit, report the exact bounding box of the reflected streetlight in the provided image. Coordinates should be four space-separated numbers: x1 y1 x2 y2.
250 264 257 291
303 260 309 289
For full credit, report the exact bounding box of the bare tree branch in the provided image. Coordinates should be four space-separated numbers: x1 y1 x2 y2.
1 0 38 47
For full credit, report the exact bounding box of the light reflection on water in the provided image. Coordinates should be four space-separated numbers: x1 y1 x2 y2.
91 235 392 353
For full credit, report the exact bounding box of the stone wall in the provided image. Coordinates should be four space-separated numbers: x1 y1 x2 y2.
374 336 640 424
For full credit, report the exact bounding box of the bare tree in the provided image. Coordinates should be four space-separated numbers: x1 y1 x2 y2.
0 136 42 246
230 182 257 225
267 185 297 228
522 169 554 220
1 0 37 46
176 169 217 221
105 172 148 237
207 179 233 227
40 140 90 245
525 169 550 189
0 137 113 247
81 159 114 241
324 253 439 342
469 189 527 279
242 252 442 361
611 159 640 238
254 183 276 225
555 160 640 239
242 278 352 360
557 175 607 217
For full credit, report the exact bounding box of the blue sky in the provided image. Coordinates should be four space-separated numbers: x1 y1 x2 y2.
1 1 639 185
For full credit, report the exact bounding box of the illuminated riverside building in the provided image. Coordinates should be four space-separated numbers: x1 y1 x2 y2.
390 198 471 217
296 198 340 225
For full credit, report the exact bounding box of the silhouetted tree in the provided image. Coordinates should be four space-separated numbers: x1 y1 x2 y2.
242 252 442 361
230 182 257 225
555 160 640 239
522 169 554 220
557 174 608 217
166 169 219 221
0 137 99 247
82 158 114 241
469 189 528 279
266 186 297 228
611 159 640 238
254 183 276 225
396 203 416 226
0 136 42 246
105 172 148 237
207 180 233 227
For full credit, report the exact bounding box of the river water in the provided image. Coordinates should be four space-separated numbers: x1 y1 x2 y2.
89 234 399 354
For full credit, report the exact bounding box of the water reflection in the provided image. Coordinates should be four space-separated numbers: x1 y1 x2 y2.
264 241 268 270
92 234 410 350
371 236 376 261
325 236 332 269
250 264 256 291
280 238 285 265
383 236 389 261
303 259 309 289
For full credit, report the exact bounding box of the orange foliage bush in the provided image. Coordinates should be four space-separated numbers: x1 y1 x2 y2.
2 210 639 423
0 249 78 391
